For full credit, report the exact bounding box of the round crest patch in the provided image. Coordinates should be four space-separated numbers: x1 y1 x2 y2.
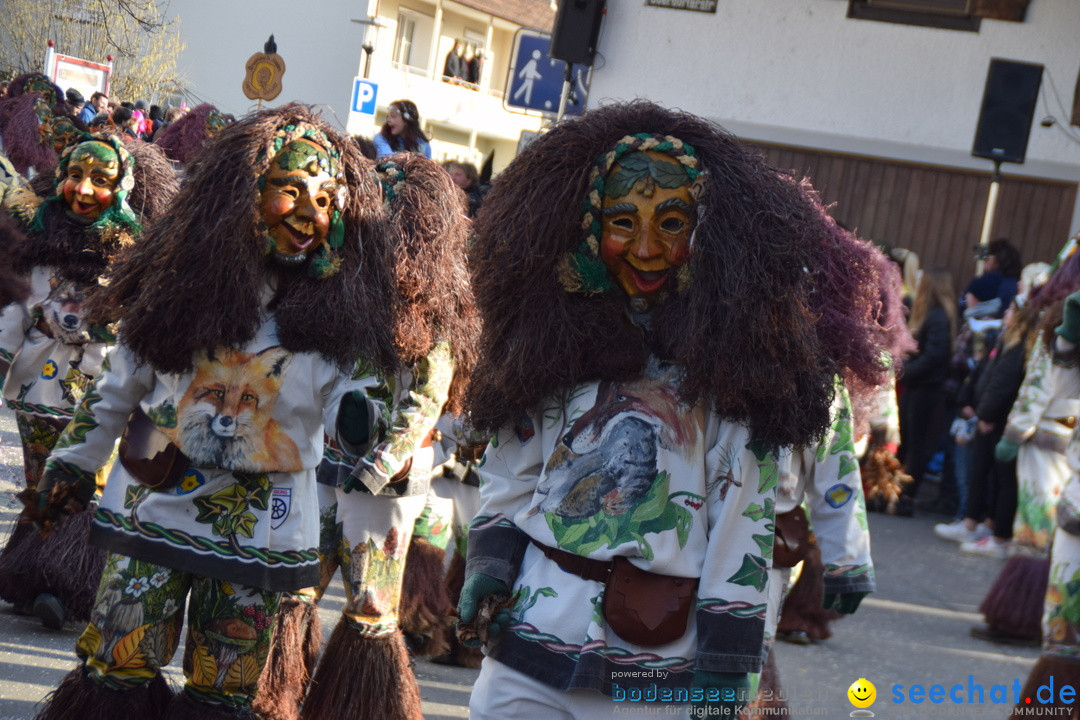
825 483 854 508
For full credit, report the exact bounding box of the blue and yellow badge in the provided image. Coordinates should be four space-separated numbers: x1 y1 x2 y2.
825 483 854 508
41 359 59 380
176 469 205 495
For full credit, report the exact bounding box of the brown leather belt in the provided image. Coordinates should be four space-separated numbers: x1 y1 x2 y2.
531 538 611 583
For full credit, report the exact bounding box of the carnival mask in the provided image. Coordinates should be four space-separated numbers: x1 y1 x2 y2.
206 111 228 136
599 150 697 304
49 116 80 156
260 137 338 266
61 140 121 221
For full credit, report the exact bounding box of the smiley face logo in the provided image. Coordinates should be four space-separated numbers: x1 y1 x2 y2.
848 678 876 709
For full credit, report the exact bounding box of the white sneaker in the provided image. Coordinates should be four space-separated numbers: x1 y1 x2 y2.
960 535 1010 559
934 520 991 544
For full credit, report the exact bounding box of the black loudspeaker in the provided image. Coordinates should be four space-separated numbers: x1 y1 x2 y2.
972 58 1044 164
550 0 605 66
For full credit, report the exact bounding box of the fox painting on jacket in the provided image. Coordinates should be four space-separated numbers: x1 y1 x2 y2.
168 346 301 471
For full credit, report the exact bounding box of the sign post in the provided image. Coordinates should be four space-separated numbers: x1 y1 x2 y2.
44 44 111 100
504 30 589 117
346 78 379 136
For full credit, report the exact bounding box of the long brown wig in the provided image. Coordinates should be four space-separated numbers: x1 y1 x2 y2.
88 104 399 376
0 212 29 306
376 153 478 414
153 103 223 166
465 101 885 448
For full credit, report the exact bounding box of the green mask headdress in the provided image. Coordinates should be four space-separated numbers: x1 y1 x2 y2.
374 159 407 203
256 122 347 280
31 132 140 237
557 133 702 295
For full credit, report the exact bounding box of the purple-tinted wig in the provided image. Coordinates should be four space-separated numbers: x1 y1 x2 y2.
1030 249 1080 313
154 103 219 166
806 197 894 396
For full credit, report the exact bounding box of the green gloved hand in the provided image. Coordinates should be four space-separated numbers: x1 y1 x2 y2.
824 591 868 614
337 390 372 448
995 438 1020 463
688 670 750 718
456 572 512 647
1056 289 1080 343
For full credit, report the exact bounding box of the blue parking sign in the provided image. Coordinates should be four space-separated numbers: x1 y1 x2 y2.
351 78 378 115
505 30 589 116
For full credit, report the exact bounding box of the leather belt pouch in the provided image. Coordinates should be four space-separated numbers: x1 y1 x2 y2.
601 556 697 647
119 406 190 490
773 506 810 569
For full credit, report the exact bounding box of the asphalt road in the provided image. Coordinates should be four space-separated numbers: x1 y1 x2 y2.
0 401 1040 719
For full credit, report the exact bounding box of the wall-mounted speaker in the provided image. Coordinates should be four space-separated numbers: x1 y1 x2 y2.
971 57 1044 164
550 0 606 67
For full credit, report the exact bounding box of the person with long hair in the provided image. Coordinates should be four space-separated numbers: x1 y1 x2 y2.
373 100 431 158
898 267 957 515
935 296 1038 556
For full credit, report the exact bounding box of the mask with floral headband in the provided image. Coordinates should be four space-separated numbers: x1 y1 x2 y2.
257 124 347 279
559 134 704 312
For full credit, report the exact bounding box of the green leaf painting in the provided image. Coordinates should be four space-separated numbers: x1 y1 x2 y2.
146 402 178 429
727 553 769 592
546 471 697 557
604 152 691 199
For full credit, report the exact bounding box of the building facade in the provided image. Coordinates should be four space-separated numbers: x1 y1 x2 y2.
166 0 555 174
588 0 1080 280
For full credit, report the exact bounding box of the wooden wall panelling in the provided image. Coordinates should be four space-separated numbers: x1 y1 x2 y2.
748 138 1077 287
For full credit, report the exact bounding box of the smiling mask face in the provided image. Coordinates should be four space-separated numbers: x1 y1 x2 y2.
599 150 696 304
60 140 121 221
260 137 337 267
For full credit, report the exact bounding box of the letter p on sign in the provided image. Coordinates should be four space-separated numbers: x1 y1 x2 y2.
351 78 378 115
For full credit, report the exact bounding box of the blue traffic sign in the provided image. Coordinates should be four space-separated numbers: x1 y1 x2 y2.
351 78 378 115
505 30 589 116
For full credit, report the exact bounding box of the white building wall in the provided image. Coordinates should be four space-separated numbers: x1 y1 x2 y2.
589 0 1080 230
165 0 368 128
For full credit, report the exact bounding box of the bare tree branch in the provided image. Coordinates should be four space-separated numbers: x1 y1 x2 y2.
0 0 186 103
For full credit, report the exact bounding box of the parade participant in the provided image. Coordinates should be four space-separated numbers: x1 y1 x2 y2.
0 131 178 629
298 152 477 720
777 243 913 647
968 247 1080 647
402 412 486 668
1014 286 1080 714
24 104 398 720
154 104 230 168
0 73 71 176
456 101 887 718
772 385 873 647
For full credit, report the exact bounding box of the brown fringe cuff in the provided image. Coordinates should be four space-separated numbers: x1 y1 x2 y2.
0 508 105 622
164 690 259 720
253 597 323 720
34 666 172 720
1012 655 1080 716
399 536 452 658
776 543 840 641
980 556 1049 640
302 619 423 720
